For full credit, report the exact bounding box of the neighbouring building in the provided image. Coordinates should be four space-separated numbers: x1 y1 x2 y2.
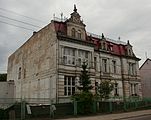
139 58 151 98
7 5 142 104
0 80 14 109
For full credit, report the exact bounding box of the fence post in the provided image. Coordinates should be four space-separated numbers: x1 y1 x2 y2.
74 101 77 115
21 100 26 120
123 102 127 111
109 101 112 113
93 101 97 113
135 101 138 109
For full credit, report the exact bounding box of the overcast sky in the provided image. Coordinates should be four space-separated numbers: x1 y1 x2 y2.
0 0 151 73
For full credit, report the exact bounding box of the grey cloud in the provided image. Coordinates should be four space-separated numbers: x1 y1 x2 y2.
0 0 151 72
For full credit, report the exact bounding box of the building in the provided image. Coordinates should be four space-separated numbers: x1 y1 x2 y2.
7 5 142 104
139 59 151 98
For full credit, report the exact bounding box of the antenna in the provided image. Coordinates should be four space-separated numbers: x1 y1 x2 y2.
118 36 121 41
53 13 55 20
145 52 148 60
60 12 63 21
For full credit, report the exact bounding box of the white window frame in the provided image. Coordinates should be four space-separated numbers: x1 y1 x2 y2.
130 83 138 96
77 50 89 66
112 60 116 74
102 59 108 73
128 62 136 75
64 76 76 96
63 47 76 66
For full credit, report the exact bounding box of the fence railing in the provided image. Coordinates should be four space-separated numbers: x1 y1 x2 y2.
0 97 151 119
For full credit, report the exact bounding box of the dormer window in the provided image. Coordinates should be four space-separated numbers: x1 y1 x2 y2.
103 42 106 50
126 40 133 56
71 28 76 37
129 49 132 56
77 30 81 39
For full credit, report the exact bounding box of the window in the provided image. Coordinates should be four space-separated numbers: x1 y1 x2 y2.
112 60 116 73
77 50 89 66
102 59 107 72
110 45 113 51
18 67 21 79
63 47 75 65
102 42 106 50
128 62 136 75
23 68 26 78
71 28 76 37
94 57 97 70
130 83 138 96
64 76 76 96
114 83 119 96
77 30 81 39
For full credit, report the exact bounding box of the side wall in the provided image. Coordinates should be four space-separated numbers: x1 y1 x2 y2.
7 22 58 104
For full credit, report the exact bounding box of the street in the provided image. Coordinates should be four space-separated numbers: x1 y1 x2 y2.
119 115 151 120
59 109 151 120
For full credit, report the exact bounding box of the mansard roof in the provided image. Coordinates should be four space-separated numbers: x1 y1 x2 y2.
53 20 140 60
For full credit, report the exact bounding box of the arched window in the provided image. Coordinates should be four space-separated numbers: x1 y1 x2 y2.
77 30 81 39
71 28 76 37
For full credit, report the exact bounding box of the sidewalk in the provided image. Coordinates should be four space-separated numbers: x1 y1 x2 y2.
58 109 151 120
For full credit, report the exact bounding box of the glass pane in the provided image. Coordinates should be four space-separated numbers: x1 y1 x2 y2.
68 57 71 64
72 87 75 95
72 58 75 65
72 77 75 85
64 87 67 95
78 58 81 66
68 87 71 95
68 77 71 85
78 50 81 57
85 52 88 58
63 56 67 64
64 48 68 55
64 76 67 85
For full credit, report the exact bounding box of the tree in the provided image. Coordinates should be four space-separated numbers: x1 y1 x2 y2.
0 73 7 81
77 62 93 92
72 62 94 114
98 80 114 101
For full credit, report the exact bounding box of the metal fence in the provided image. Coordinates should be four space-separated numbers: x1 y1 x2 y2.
0 97 151 120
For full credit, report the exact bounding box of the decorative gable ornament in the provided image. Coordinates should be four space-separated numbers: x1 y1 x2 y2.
67 4 85 26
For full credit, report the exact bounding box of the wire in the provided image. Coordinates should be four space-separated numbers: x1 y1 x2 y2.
0 20 35 31
0 15 41 28
0 7 46 23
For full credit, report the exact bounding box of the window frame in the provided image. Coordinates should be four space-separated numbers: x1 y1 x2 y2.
77 30 81 39
71 28 76 37
102 59 107 73
114 83 119 96
112 60 117 74
64 76 76 96
18 67 21 79
77 49 89 67
63 47 76 66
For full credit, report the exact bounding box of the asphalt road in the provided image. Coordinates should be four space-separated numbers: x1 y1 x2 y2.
120 115 151 120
